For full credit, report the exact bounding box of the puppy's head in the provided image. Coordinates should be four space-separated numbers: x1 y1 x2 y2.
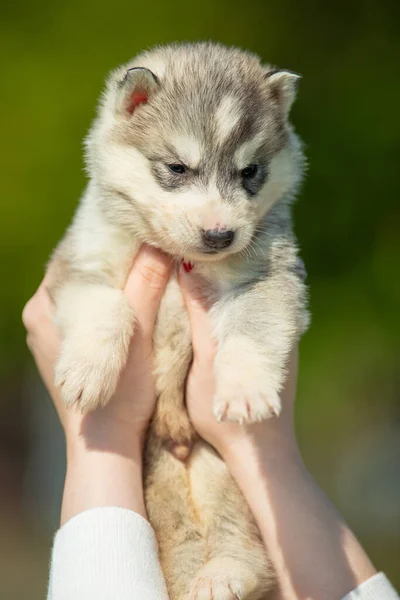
87 43 304 261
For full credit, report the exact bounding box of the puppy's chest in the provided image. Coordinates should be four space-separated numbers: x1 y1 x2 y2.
153 275 190 349
154 268 238 348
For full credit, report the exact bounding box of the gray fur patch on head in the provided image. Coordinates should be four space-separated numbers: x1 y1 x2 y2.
104 43 290 194
85 42 305 261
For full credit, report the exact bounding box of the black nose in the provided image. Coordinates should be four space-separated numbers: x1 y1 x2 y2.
202 229 235 250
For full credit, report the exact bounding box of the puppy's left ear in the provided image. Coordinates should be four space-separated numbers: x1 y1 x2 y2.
115 67 160 117
264 69 301 117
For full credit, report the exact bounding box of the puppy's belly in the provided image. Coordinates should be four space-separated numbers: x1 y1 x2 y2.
188 441 229 509
153 272 189 357
152 273 194 443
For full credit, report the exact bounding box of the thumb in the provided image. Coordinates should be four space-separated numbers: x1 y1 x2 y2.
178 264 216 361
124 244 173 336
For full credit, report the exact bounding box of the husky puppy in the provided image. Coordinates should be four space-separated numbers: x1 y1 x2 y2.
47 42 309 599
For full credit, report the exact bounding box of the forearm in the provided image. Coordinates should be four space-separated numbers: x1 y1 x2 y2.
62 420 147 524
224 432 376 600
48 424 172 600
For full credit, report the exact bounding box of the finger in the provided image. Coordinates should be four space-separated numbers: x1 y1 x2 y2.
31 329 66 422
23 287 66 422
178 265 216 362
22 279 53 334
124 244 174 335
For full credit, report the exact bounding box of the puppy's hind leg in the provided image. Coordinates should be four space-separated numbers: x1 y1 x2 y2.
187 442 274 600
144 436 206 600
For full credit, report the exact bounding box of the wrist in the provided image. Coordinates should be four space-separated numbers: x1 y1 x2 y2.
61 413 148 525
61 448 146 525
62 422 147 525
220 421 302 474
65 412 147 460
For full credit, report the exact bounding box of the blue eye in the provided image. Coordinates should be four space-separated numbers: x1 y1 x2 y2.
168 163 186 174
241 164 259 179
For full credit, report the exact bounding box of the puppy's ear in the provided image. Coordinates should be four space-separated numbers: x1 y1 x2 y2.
115 67 159 116
264 69 301 117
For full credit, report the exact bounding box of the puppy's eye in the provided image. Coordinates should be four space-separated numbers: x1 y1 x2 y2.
241 164 259 179
168 163 186 174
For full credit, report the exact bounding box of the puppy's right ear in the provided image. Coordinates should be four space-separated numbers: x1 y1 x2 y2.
115 67 159 116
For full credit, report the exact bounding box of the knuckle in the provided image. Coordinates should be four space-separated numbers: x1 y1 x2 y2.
22 287 49 332
139 262 168 291
188 285 209 306
22 298 37 331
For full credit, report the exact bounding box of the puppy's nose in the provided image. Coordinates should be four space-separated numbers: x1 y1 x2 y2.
202 229 235 250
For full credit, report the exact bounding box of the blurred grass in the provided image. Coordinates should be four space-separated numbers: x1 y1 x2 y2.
0 0 399 595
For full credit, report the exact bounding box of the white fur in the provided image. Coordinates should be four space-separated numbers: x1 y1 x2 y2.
72 192 134 284
171 134 203 168
233 132 266 169
55 283 135 411
215 96 242 145
213 335 281 423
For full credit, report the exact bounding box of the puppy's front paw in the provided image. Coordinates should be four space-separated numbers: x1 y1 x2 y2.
213 338 282 424
55 291 134 412
56 345 123 412
213 378 281 425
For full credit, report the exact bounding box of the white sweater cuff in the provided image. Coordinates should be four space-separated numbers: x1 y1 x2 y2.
48 507 169 600
342 573 399 599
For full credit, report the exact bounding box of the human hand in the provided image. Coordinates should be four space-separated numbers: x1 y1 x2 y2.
179 266 299 459
180 267 378 600
23 245 173 522
22 244 173 452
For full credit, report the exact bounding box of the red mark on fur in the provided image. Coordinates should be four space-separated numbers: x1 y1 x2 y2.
127 91 148 114
181 258 194 273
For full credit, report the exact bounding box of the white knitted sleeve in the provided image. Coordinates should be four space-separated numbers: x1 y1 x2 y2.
342 573 399 600
47 507 169 600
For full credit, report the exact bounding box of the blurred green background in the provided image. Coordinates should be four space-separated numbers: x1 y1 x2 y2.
1 0 399 597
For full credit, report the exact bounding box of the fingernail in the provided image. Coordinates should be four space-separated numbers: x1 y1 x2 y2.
181 258 194 273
